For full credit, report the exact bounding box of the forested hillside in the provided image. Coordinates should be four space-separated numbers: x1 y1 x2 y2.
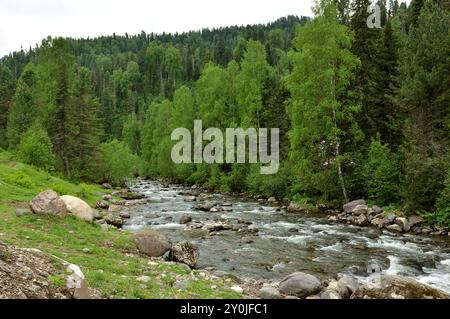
0 0 448 224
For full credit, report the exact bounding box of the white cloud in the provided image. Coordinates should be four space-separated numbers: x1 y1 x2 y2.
0 0 314 57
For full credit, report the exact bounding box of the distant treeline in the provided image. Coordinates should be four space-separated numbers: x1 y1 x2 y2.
0 0 448 224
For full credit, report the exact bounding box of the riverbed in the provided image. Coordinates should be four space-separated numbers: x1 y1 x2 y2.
122 180 450 294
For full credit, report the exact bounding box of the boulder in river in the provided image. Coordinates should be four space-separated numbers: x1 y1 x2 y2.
194 202 215 212
170 241 199 268
179 215 192 225
133 229 172 257
30 190 67 217
60 195 95 223
386 224 403 233
287 203 318 214
343 199 366 213
351 275 450 299
279 272 322 299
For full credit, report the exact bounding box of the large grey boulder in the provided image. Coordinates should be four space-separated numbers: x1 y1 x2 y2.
60 195 95 223
30 190 67 217
343 199 366 213
133 229 172 257
351 275 449 299
279 272 322 298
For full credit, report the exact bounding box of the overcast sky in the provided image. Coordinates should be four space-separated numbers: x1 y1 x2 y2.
0 0 316 57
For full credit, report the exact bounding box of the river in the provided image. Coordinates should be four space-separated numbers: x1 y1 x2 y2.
122 180 450 294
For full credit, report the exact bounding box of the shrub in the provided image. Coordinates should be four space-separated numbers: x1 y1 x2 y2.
435 168 450 226
99 140 142 186
4 171 34 188
17 123 56 171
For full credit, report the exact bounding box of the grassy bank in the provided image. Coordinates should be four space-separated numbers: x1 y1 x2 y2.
0 151 240 299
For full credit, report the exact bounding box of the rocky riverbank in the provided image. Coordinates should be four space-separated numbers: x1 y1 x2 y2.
4 180 449 300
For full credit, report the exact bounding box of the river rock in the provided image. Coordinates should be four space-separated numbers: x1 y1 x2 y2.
96 200 109 210
133 229 172 257
119 212 131 219
408 215 425 228
102 194 113 201
179 215 192 224
355 214 369 226
184 196 197 202
258 286 281 299
104 213 124 227
322 280 350 299
30 190 67 217
352 205 369 216
378 218 392 229
170 242 199 268
367 263 382 274
394 217 410 232
267 197 278 204
279 272 321 299
343 199 366 213
351 275 449 299
386 224 403 233
60 195 95 223
338 276 359 295
194 202 214 211
372 205 383 214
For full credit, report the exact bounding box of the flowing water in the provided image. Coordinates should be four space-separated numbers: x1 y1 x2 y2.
123 180 450 294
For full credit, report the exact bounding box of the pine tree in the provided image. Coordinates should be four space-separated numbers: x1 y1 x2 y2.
7 64 41 149
0 66 16 149
398 0 449 211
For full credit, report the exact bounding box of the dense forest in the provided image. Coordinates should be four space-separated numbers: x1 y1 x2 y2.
0 0 448 224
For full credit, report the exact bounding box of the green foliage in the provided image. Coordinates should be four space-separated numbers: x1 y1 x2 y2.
99 140 142 186
4 171 34 189
122 113 141 155
363 137 399 205
435 168 450 226
17 123 56 171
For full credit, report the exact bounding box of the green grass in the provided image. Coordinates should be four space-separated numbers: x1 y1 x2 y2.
0 150 241 299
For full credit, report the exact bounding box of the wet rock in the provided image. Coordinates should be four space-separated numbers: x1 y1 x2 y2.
352 205 369 216
112 191 144 200
133 229 172 257
259 286 281 299
343 199 366 213
170 242 199 268
351 275 449 299
16 208 32 217
279 272 321 299
387 224 403 233
184 196 197 202
30 190 67 217
202 222 231 232
394 217 410 232
60 195 95 223
179 215 192 225
194 202 214 212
